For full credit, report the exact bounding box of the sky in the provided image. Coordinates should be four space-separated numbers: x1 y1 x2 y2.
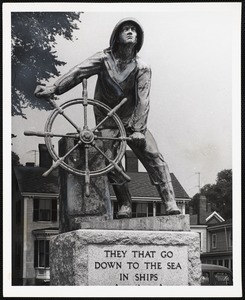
10 4 240 198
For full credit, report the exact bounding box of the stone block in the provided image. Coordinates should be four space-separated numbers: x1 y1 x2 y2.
58 137 112 233
80 215 190 231
50 229 201 286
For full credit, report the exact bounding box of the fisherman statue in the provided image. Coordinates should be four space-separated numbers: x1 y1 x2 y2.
34 18 181 218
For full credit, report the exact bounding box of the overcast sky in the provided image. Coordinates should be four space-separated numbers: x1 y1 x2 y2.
10 3 240 197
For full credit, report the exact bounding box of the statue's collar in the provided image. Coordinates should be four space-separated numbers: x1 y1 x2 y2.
104 50 137 84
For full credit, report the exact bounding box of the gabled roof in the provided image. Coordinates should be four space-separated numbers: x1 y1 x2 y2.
13 166 189 199
206 211 225 223
13 166 59 194
207 218 231 229
190 210 226 226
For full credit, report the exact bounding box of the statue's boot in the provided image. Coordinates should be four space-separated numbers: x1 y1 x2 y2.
112 183 132 219
156 183 181 215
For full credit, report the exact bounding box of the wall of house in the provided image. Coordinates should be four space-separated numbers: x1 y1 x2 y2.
23 196 59 283
12 173 24 283
190 226 207 253
208 226 232 253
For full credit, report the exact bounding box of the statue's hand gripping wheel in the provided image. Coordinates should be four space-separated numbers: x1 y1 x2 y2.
24 79 131 197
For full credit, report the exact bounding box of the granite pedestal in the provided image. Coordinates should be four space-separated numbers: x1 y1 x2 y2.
50 215 201 286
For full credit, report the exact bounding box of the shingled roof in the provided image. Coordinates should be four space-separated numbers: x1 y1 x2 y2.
109 172 190 199
13 166 59 194
13 166 189 199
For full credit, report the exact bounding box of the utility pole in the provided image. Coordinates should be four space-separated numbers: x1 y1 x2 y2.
195 172 201 193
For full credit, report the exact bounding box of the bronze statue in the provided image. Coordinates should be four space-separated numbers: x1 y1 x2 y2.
34 18 181 218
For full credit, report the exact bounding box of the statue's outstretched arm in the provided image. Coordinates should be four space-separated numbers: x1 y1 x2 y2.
34 51 104 98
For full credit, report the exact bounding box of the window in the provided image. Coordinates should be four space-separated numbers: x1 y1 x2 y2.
136 203 148 218
229 231 232 247
33 198 57 222
132 203 137 218
113 202 119 219
34 240 50 268
132 203 152 218
148 202 153 217
156 203 165 216
218 260 223 266
211 234 217 249
224 259 229 268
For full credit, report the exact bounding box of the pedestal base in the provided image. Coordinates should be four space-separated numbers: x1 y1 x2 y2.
50 225 201 286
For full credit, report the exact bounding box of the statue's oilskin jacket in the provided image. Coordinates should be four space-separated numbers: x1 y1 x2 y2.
53 50 151 134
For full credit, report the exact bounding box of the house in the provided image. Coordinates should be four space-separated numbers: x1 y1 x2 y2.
12 145 59 285
12 145 190 285
201 220 232 270
189 195 232 270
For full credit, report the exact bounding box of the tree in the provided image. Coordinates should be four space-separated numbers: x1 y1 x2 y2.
12 12 81 118
189 169 232 219
12 151 20 166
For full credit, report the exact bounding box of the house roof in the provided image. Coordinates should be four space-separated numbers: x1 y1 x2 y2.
206 211 225 223
190 210 226 226
13 166 190 199
13 166 59 194
109 172 190 199
207 218 232 229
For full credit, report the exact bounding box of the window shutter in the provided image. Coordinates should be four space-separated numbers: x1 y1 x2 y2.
33 198 39 221
45 240 50 268
34 240 38 268
52 199 57 222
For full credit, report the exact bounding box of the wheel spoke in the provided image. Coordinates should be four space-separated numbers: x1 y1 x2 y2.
84 145 90 197
48 98 81 132
24 130 79 139
91 98 128 132
42 141 82 177
94 136 132 142
82 79 88 129
91 142 131 182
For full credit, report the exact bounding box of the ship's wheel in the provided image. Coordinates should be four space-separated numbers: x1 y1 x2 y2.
24 79 131 196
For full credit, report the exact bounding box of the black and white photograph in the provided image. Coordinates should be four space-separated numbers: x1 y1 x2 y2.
3 2 242 298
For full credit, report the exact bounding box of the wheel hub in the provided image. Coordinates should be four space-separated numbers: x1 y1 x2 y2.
80 129 94 144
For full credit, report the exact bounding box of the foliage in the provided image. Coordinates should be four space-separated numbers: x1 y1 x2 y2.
189 169 232 219
12 12 81 118
12 151 20 166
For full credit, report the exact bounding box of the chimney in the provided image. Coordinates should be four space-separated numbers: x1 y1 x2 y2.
198 195 207 224
38 144 53 168
189 206 193 215
125 150 138 172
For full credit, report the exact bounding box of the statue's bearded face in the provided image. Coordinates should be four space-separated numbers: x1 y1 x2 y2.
118 23 137 46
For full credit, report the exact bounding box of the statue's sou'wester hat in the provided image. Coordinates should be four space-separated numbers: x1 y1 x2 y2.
109 18 144 53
